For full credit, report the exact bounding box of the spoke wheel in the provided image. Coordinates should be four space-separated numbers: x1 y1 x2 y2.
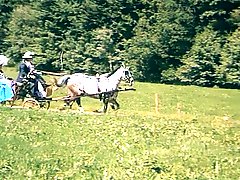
39 100 50 110
22 98 40 109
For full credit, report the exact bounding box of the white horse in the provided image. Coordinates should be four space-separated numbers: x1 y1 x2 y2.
56 66 134 113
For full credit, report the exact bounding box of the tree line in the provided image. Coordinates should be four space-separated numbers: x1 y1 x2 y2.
0 0 239 88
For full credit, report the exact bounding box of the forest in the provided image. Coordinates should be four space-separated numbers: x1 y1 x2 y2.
0 0 239 88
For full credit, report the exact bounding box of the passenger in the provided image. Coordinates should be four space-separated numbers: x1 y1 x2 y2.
0 54 9 75
0 55 14 102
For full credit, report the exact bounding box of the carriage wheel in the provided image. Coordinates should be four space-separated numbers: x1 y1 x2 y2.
22 98 40 109
39 100 50 110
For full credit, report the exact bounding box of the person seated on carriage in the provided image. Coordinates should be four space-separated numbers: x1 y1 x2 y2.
16 51 47 99
0 55 14 102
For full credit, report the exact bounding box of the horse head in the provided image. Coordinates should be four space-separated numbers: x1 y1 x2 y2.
119 66 134 86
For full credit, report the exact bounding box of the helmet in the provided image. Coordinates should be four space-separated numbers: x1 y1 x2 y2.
22 51 35 59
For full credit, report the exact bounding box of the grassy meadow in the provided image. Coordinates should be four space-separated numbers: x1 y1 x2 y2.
0 67 240 179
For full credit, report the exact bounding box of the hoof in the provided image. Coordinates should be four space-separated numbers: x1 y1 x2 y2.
93 109 103 113
59 107 67 111
59 104 68 110
79 107 84 113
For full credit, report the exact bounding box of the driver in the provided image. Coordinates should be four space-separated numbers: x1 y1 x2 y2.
16 51 47 99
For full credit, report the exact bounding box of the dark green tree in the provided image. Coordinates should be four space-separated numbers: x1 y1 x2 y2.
0 0 35 54
0 1 13 54
218 28 240 87
33 0 143 73
189 0 239 33
5 4 42 63
121 0 195 82
1 0 239 87
178 27 222 86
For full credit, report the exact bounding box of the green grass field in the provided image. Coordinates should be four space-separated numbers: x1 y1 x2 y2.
0 67 240 179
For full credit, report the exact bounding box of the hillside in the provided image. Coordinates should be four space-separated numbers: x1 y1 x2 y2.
0 68 240 179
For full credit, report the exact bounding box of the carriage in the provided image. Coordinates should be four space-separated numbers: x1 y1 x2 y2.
0 65 135 112
0 74 53 109
13 77 52 109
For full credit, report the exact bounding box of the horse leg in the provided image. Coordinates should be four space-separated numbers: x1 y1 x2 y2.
66 83 84 112
103 101 109 113
62 93 74 109
68 99 75 109
61 84 77 109
75 97 84 113
97 99 108 113
62 99 71 109
102 94 109 113
108 92 119 110
110 99 120 110
94 94 108 113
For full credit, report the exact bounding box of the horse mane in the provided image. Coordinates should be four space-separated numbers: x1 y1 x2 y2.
106 66 121 78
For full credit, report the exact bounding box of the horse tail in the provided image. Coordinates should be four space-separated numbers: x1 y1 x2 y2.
54 75 71 87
